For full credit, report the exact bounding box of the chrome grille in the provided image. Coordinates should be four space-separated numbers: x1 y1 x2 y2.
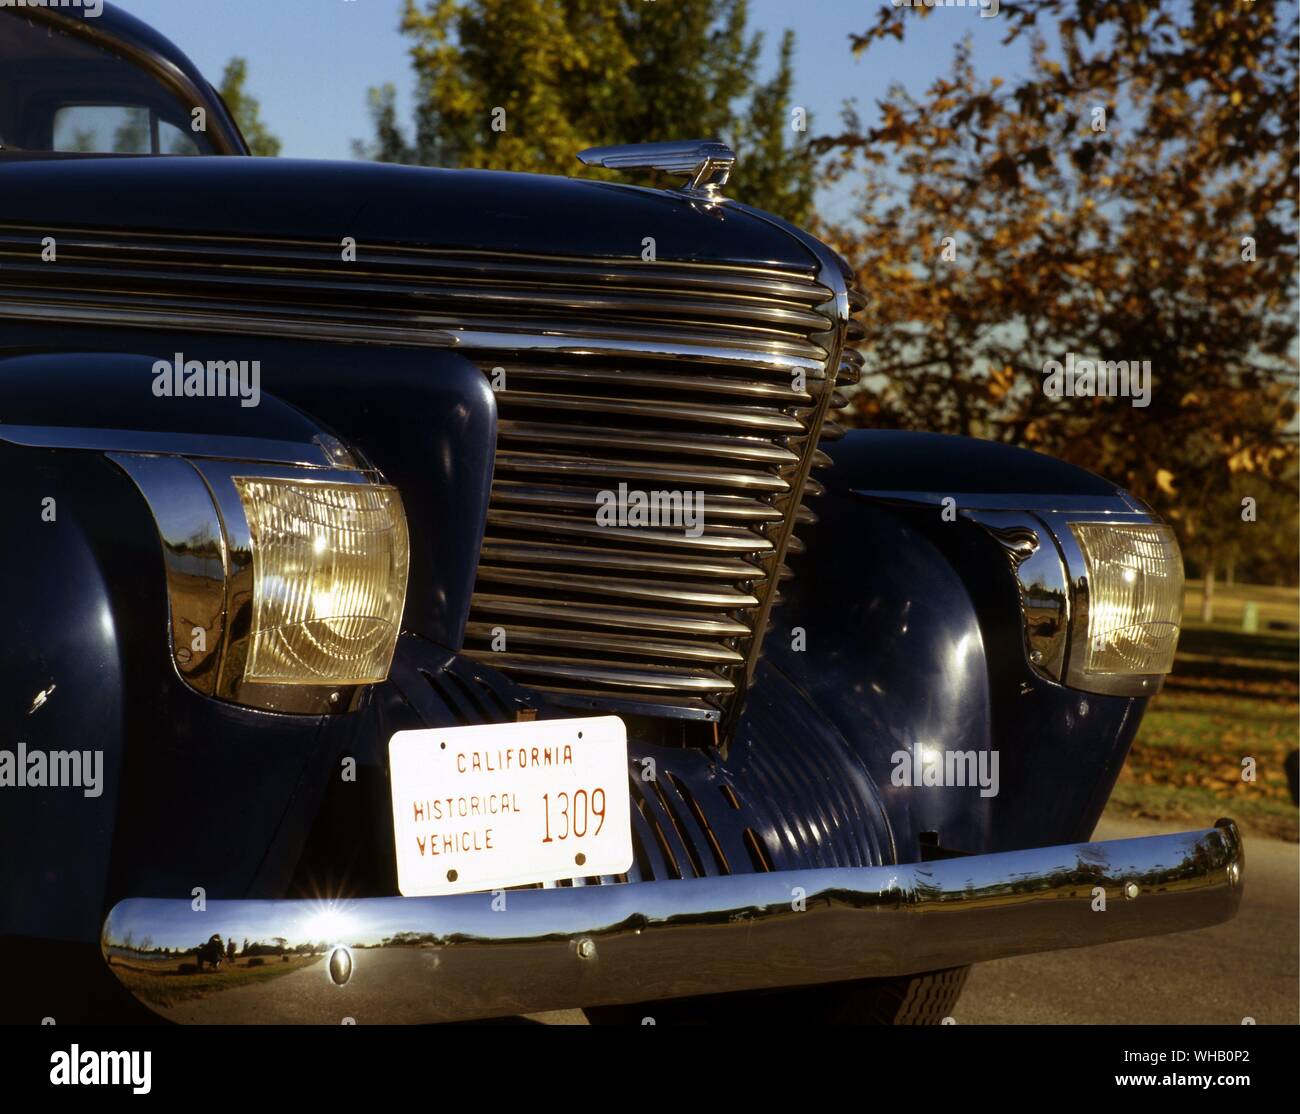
0 223 861 723
459 262 859 723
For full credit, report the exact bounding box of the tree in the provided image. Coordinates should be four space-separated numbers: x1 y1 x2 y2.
354 0 816 222
816 1 1297 570
218 57 282 157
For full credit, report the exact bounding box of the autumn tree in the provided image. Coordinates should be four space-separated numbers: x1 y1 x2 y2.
817 0 1298 579
218 57 282 157
353 0 815 222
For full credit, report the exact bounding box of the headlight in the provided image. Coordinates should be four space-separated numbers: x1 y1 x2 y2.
967 502 1184 697
234 478 409 686
1068 522 1183 683
111 445 410 715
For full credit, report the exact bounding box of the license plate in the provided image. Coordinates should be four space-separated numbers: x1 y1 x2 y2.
388 716 633 896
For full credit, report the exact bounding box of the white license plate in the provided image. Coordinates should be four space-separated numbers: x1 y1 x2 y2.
388 716 633 896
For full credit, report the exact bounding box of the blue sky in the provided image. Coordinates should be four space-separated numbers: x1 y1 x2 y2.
114 1 1032 218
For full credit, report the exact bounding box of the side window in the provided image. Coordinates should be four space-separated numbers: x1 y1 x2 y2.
160 119 200 156
51 104 200 155
52 105 150 153
0 11 218 155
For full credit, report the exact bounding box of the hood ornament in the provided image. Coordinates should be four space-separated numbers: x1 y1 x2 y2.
577 139 736 202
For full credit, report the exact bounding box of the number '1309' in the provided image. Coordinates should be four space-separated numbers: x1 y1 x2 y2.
541 788 605 842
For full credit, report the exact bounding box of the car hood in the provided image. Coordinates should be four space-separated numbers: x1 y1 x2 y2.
2 156 819 270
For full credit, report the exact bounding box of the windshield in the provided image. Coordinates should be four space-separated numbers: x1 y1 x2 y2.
0 9 218 155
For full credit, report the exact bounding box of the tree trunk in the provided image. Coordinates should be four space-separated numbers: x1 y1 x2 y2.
1199 551 1216 623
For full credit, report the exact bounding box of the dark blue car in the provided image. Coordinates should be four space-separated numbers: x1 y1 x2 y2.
0 2 1242 1024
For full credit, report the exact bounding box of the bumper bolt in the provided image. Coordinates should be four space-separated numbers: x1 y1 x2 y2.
329 947 353 986
1123 881 1140 900
576 938 597 961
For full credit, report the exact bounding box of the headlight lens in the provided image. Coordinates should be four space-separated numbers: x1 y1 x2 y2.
1069 522 1183 678
234 478 410 685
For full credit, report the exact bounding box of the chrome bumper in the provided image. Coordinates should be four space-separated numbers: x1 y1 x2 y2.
102 820 1243 1023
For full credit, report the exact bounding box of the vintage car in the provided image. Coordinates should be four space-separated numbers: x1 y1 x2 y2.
1 3 1243 1025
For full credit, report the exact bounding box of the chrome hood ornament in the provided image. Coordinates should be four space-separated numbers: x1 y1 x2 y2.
577 139 736 202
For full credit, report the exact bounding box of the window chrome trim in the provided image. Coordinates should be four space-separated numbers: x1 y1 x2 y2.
19 4 247 156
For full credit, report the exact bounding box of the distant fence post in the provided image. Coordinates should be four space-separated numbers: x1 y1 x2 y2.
1241 600 1259 633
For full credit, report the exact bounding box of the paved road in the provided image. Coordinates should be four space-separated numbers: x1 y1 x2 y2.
954 817 1298 1025
530 816 1297 1026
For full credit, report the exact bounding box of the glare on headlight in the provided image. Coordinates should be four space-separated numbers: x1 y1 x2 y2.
234 477 410 685
1069 522 1183 678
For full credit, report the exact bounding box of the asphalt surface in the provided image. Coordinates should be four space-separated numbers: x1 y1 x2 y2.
530 816 1298 1026
955 816 1298 1025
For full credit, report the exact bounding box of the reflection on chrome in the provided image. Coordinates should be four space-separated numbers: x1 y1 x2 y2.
101 821 1242 1024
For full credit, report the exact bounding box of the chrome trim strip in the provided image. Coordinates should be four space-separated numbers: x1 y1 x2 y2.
101 821 1243 1024
0 298 457 349
723 203 852 733
454 327 827 370
109 454 228 696
964 509 1071 683
853 489 1150 514
0 301 831 370
0 424 334 466
0 225 820 286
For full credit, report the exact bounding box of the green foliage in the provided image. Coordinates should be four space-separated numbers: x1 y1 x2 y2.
218 57 282 158
354 0 815 222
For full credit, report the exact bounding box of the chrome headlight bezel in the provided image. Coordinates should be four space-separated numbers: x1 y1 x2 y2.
966 496 1184 698
110 437 409 715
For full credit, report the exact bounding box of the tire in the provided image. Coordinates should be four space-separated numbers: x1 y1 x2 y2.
583 966 970 1026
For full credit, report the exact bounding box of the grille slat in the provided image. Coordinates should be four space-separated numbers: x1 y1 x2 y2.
474 567 761 609
494 451 793 493
479 538 766 581
469 595 754 637
463 622 746 665
498 421 803 466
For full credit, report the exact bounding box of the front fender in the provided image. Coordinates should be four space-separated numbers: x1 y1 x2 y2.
0 445 135 942
766 431 1145 861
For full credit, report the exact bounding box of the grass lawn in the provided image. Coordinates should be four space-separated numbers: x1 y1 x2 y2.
1105 595 1300 842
